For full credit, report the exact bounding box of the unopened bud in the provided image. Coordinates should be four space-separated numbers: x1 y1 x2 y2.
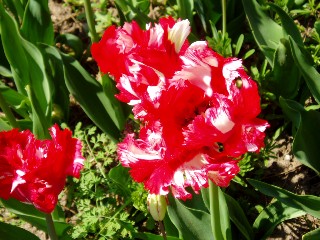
147 194 167 221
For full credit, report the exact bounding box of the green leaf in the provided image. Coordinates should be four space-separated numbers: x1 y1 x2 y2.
143 232 181 240
1 198 70 237
0 118 12 130
0 4 52 138
280 98 320 173
61 53 122 142
21 0 54 45
167 195 214 240
253 200 305 240
293 109 320 174
55 33 83 60
38 44 70 122
0 83 30 118
224 193 254 240
271 38 300 99
177 0 194 22
248 179 320 219
0 221 40 240
303 228 320 240
268 3 303 46
289 37 320 104
242 0 282 64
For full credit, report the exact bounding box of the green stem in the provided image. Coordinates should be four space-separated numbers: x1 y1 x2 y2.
83 0 99 43
45 213 58 240
209 180 223 240
221 0 227 38
0 90 19 129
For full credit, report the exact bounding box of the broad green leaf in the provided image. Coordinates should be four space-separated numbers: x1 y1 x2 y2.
1 199 70 237
293 109 320 173
177 0 194 23
253 199 305 240
279 97 304 129
0 4 52 138
61 53 121 142
55 33 83 60
303 228 320 240
0 83 30 118
268 3 303 46
0 221 40 240
167 195 214 240
0 118 12 130
242 0 282 64
248 179 320 219
0 4 29 94
289 37 320 104
21 0 54 45
224 193 254 240
272 38 300 99
2 0 24 21
38 44 70 122
280 98 320 173
142 232 181 240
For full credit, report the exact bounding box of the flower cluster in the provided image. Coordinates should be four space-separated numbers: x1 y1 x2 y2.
0 124 85 213
92 17 269 200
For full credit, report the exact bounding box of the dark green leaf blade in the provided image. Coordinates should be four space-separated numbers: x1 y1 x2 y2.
21 0 54 45
0 221 40 240
61 53 121 141
224 193 254 240
253 200 305 240
289 37 320 104
303 228 320 240
248 179 320 219
167 195 214 240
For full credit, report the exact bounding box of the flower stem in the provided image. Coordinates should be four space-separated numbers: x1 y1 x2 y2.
221 0 227 38
209 180 223 240
45 213 58 240
159 221 167 240
0 90 19 129
83 0 99 43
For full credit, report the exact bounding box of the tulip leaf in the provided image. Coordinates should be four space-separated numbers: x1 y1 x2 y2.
253 199 305 240
0 4 52 138
61 53 121 142
143 232 181 240
21 0 54 45
303 228 320 240
242 0 282 64
38 44 70 122
224 193 254 240
268 3 303 46
0 118 12 130
0 199 70 237
280 98 320 173
0 83 30 118
177 0 194 24
289 37 320 104
272 38 300 99
55 33 84 60
248 179 320 219
167 195 214 240
0 221 40 240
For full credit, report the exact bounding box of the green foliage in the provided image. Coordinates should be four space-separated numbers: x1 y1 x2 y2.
68 123 148 239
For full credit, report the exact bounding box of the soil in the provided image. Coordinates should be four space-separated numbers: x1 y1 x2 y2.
1 1 320 239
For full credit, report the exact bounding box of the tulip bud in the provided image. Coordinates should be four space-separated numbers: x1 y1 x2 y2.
147 194 167 221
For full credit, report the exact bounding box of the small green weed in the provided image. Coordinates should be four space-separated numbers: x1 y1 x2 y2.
66 123 148 239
